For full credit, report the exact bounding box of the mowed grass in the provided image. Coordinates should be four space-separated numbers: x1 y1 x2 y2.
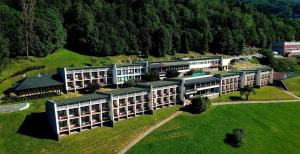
0 95 179 154
0 49 206 95
129 103 300 154
284 76 300 97
211 86 296 103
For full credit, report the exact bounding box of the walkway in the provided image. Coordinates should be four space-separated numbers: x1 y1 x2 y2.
283 90 300 100
0 102 30 113
119 111 183 154
212 99 300 106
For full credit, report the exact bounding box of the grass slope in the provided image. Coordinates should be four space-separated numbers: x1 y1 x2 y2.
129 103 300 154
0 49 205 95
284 76 300 97
211 86 295 103
0 96 179 154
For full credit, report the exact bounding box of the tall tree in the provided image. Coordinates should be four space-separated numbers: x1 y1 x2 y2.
21 0 36 57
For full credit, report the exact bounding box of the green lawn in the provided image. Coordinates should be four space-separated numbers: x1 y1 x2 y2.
129 102 300 154
284 76 300 97
211 86 295 103
0 49 206 95
0 95 179 154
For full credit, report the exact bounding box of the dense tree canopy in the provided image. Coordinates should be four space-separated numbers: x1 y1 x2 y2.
1 0 300 66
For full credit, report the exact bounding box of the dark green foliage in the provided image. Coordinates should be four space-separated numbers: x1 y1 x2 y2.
142 70 160 82
122 79 141 88
240 85 255 100
224 128 245 148
166 70 180 78
187 96 210 114
1 0 300 66
84 82 101 93
260 49 300 72
0 33 10 64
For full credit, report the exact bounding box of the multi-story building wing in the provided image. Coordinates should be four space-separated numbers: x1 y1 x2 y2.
100 87 150 121
239 68 273 88
137 81 179 109
168 75 221 105
46 93 111 137
112 64 146 86
184 57 230 71
57 67 113 93
216 72 241 94
148 61 190 77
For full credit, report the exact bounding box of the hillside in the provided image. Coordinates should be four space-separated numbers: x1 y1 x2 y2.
1 0 300 66
0 49 209 95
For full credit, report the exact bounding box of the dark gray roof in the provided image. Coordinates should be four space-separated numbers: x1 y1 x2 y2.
13 75 63 91
54 93 109 106
137 80 179 88
184 76 220 85
149 61 190 68
101 87 148 96
65 66 110 71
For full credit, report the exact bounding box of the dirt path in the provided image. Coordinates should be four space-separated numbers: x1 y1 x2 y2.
118 111 183 154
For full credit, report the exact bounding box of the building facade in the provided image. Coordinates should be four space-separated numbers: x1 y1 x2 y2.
47 68 273 138
272 41 300 56
57 57 231 93
57 67 113 93
46 81 179 138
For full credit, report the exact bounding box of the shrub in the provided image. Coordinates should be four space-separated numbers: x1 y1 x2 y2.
224 128 245 148
84 82 101 93
166 70 180 78
186 96 210 114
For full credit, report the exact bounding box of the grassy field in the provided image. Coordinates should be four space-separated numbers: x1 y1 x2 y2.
284 76 300 97
0 49 208 95
129 102 300 154
0 95 179 154
211 86 296 103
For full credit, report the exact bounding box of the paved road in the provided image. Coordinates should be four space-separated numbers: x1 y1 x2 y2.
0 102 30 113
119 111 183 154
228 53 263 61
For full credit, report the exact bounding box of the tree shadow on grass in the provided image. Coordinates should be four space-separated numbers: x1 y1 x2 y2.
17 112 58 140
229 96 243 101
224 133 240 148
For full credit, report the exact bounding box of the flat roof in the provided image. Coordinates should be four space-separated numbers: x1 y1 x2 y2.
13 75 63 91
64 66 110 71
184 76 220 85
149 61 190 68
137 80 179 88
101 87 148 96
53 93 109 106
116 63 143 67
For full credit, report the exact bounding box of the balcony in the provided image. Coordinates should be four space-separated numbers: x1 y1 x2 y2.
81 121 90 126
119 112 126 117
59 126 68 131
70 124 80 129
92 119 101 124
58 115 68 120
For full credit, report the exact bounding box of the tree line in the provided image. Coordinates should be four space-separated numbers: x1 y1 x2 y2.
1 0 300 66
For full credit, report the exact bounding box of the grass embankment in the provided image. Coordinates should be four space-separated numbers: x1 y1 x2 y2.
0 95 179 154
129 103 300 154
284 76 300 97
211 86 295 103
0 49 206 95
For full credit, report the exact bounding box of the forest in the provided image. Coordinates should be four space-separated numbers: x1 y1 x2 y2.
1 0 300 66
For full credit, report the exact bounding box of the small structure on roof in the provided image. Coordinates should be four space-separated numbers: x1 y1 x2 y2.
13 74 64 99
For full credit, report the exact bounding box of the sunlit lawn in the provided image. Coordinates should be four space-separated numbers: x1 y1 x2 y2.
211 86 296 103
284 76 300 97
129 103 300 154
0 94 179 154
